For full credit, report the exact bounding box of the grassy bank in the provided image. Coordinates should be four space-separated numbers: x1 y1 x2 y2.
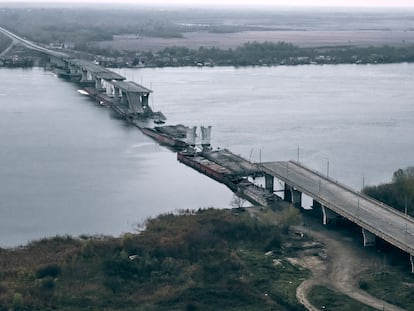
308 286 377 311
0 207 309 310
358 270 414 310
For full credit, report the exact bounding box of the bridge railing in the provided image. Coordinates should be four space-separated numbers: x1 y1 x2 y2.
315 191 414 255
291 160 414 222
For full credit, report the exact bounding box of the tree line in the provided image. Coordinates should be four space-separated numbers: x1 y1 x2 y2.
363 167 414 216
128 42 414 68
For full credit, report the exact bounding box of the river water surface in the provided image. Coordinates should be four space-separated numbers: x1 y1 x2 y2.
1 64 413 247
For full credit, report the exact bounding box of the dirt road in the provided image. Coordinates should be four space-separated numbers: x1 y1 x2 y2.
292 219 406 311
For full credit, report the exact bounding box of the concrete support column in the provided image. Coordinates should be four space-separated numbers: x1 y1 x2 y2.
310 200 323 218
49 56 56 65
362 228 376 247
284 184 292 203
313 200 322 210
95 77 103 91
105 80 112 96
57 58 66 69
410 255 414 273
69 64 77 74
321 205 338 225
292 189 302 208
81 70 87 81
264 174 274 192
121 91 128 106
141 94 149 107
114 87 120 101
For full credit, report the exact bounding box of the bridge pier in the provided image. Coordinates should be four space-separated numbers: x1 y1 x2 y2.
265 174 274 192
410 255 414 273
284 184 292 203
362 228 376 247
114 87 120 101
50 56 66 69
121 90 128 106
56 58 66 69
283 184 301 208
81 69 88 81
321 205 338 225
95 76 103 91
292 189 302 208
312 200 322 217
105 79 113 96
141 93 149 108
69 64 77 74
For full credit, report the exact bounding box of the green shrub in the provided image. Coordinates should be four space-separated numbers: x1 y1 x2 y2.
12 292 24 310
36 264 61 279
39 276 55 290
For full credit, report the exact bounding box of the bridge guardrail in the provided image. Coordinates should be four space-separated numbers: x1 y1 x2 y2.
260 161 414 255
296 180 414 255
290 161 414 223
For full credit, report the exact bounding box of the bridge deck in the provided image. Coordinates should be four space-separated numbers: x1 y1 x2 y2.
112 81 152 93
69 59 125 80
261 161 414 255
202 149 261 177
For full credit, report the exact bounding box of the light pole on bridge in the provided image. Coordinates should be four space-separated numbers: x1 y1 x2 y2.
325 158 329 178
297 146 300 163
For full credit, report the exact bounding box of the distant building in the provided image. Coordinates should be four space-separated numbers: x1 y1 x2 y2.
49 42 64 49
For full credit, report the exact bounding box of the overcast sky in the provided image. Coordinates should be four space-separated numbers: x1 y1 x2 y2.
2 0 414 7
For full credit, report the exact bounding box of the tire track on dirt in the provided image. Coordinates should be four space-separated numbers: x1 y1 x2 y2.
293 221 406 311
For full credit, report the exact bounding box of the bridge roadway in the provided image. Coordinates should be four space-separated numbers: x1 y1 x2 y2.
261 161 414 257
0 26 69 58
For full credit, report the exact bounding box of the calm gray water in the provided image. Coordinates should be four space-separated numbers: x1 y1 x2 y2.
1 64 413 247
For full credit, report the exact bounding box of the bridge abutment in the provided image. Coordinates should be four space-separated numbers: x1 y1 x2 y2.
362 228 376 247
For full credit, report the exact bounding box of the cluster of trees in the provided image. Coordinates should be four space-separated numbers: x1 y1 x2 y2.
363 167 414 216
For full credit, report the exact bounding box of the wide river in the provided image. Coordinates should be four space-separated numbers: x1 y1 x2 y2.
1 64 413 247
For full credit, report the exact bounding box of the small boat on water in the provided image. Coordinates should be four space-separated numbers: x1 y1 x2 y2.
77 89 89 95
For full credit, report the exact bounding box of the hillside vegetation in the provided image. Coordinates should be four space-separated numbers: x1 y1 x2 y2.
0 207 307 311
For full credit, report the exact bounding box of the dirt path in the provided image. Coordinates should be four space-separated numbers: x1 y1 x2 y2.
292 221 406 311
